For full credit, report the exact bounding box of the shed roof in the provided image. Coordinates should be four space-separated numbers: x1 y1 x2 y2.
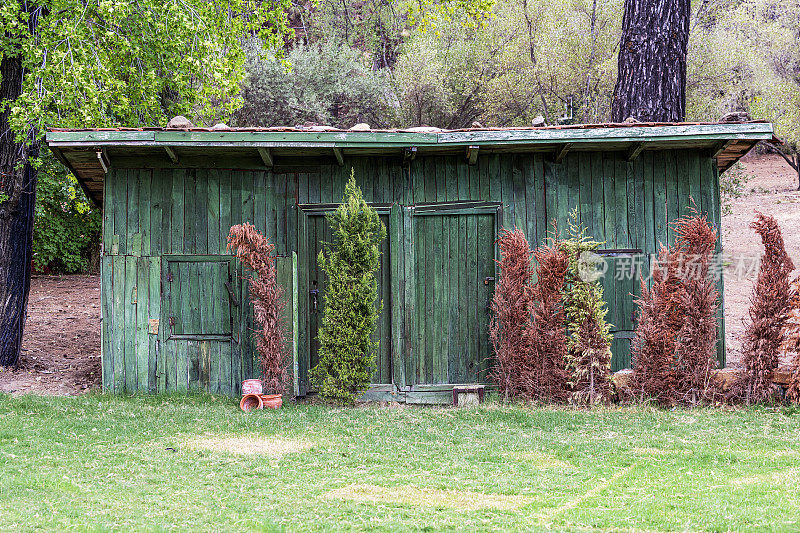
46 121 775 206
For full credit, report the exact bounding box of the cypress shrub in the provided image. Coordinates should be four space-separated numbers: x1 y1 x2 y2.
738 213 794 404
227 223 289 395
489 228 535 401
526 233 571 402
631 209 721 406
310 172 386 405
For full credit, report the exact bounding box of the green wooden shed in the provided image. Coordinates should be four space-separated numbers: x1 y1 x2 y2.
46 122 773 402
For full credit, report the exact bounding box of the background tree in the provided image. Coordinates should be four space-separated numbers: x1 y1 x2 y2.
0 0 293 367
611 0 690 121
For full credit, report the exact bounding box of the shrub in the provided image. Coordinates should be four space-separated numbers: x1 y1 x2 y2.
33 149 101 273
489 228 534 400
310 172 386 405
233 40 396 129
227 223 289 395
738 213 795 404
559 212 614 405
784 278 800 402
719 162 753 215
672 211 721 404
631 209 721 406
630 244 683 404
526 232 571 402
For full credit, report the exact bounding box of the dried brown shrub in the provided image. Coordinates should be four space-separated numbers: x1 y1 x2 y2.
525 237 570 402
227 223 289 395
490 228 534 400
672 212 721 404
631 209 720 406
738 213 794 404
783 278 800 402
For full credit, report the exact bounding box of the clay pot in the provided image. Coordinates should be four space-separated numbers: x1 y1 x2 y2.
239 394 263 412
260 394 282 409
241 379 263 395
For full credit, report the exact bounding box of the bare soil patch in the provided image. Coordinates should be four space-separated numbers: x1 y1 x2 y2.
0 275 101 396
722 153 800 366
323 484 532 511
189 436 312 457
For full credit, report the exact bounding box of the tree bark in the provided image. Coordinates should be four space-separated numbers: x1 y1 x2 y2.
0 8 38 368
611 0 690 123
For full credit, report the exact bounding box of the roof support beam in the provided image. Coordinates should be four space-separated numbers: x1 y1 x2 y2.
466 145 479 165
403 146 417 165
711 140 734 159
257 147 274 167
554 143 573 163
164 146 178 164
333 147 344 166
96 149 110 174
626 142 645 162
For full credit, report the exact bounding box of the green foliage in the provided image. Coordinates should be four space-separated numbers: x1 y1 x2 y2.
2 0 294 138
33 149 100 273
687 0 800 146
559 210 614 404
720 162 754 215
310 171 387 404
234 40 396 128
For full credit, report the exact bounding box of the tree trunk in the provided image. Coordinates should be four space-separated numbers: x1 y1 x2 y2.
0 17 37 368
611 0 690 123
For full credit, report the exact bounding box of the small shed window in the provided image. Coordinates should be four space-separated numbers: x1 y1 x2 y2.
165 258 234 338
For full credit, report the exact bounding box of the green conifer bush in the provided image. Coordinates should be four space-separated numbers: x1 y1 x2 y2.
559 210 614 405
310 172 387 404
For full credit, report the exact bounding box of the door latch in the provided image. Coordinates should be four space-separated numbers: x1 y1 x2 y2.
310 288 319 312
484 276 495 286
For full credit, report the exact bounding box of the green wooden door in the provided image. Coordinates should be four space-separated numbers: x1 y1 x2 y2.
411 207 497 385
598 253 642 370
302 210 393 386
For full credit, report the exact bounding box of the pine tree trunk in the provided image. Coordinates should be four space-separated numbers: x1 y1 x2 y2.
0 33 38 368
611 0 690 123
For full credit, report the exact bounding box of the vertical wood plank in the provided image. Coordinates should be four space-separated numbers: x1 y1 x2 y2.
208 169 221 254
113 169 127 255
123 256 137 392
139 170 151 256
195 168 209 254
135 257 150 392
148 257 160 393
171 170 185 255
111 255 125 392
101 256 114 390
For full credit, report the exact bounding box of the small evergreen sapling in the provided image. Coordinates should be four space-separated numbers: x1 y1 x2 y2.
310 172 386 405
559 212 614 405
227 223 289 395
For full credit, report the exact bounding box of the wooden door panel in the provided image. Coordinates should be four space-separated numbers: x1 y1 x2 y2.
412 212 496 385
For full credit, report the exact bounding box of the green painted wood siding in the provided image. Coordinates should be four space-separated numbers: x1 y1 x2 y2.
100 149 724 394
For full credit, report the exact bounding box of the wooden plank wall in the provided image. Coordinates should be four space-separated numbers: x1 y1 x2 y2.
101 148 723 394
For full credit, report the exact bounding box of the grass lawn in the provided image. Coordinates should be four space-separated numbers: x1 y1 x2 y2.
1 394 798 531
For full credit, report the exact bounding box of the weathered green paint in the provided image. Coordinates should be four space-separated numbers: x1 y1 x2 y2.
89 143 731 397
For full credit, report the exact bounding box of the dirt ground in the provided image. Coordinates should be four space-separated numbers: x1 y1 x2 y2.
0 275 101 396
722 153 800 366
0 153 796 396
